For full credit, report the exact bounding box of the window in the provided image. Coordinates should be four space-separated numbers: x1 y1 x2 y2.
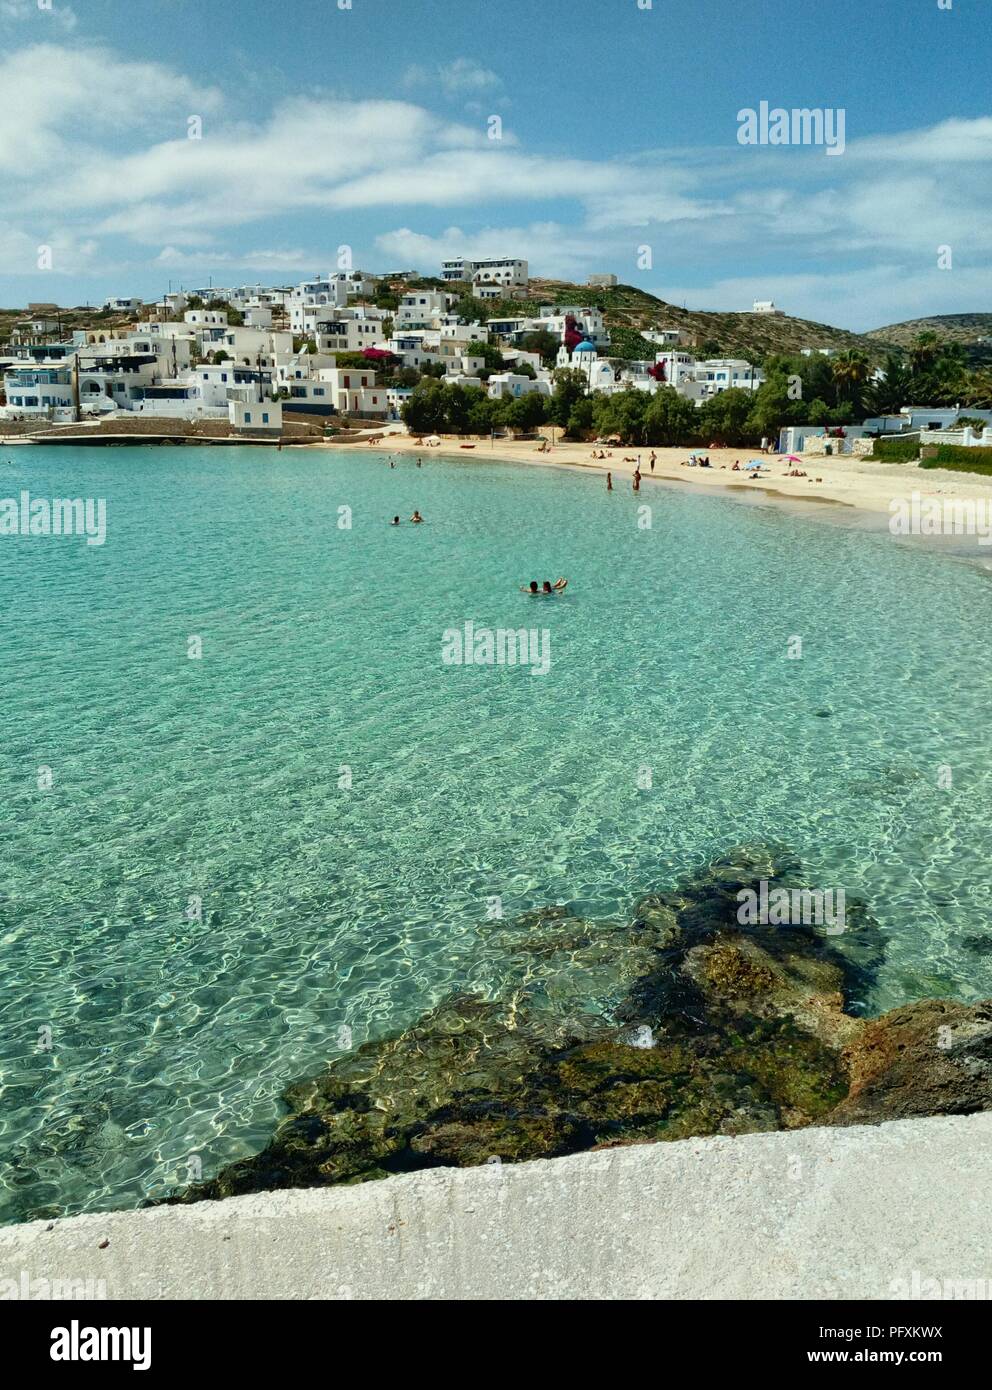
244 411 251 423
262 413 269 424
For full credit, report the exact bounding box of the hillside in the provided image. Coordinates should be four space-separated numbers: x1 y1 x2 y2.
866 313 992 346
519 279 897 364
866 313 992 366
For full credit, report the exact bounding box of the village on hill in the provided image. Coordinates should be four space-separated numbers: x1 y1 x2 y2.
2 257 991 455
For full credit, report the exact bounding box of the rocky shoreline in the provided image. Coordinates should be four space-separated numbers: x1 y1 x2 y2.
166 847 992 1204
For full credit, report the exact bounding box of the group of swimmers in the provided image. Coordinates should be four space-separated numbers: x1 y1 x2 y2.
521 579 568 595
605 469 644 492
390 511 423 525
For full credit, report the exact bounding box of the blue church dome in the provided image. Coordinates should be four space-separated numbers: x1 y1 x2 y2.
573 339 596 352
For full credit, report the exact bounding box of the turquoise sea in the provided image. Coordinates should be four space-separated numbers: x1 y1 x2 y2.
1 443 991 1223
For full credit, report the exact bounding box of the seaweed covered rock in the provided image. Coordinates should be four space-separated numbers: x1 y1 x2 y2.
163 846 987 1204
827 998 992 1125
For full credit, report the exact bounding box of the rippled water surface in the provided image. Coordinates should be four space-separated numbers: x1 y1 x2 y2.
1 444 991 1221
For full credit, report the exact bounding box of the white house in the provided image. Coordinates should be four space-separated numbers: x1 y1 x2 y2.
310 307 388 353
441 257 528 289
394 291 455 328
313 366 387 417
487 372 551 400
227 386 283 436
2 364 75 416
102 296 143 315
751 300 784 315
184 308 228 328
694 358 764 396
538 305 610 349
642 328 689 348
287 277 349 333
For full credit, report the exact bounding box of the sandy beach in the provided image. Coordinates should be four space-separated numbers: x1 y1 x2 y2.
299 427 992 527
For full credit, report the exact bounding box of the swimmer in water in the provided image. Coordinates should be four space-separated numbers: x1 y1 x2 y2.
606 471 613 491
409 510 423 523
390 516 400 525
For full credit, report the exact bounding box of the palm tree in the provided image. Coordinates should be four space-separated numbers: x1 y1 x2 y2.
863 352 912 416
908 331 940 375
831 350 871 402
963 368 992 409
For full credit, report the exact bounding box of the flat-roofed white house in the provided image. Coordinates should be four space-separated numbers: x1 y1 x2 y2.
311 307 388 354
695 358 764 396
441 257 528 289
185 308 228 328
102 296 143 315
227 385 283 435
395 291 455 328
487 372 551 400
2 364 75 416
313 366 388 417
288 277 349 333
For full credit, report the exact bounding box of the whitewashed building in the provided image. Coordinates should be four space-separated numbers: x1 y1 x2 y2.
441 257 528 290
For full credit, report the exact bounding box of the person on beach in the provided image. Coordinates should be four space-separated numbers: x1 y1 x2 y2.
606 471 613 491
410 510 424 523
649 452 656 472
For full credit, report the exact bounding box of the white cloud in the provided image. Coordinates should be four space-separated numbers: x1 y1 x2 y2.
0 44 221 175
404 57 504 101
0 39 989 330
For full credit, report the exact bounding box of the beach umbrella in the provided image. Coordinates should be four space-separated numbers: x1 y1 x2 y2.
787 453 803 463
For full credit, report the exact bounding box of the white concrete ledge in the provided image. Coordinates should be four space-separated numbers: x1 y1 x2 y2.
3 1113 991 1300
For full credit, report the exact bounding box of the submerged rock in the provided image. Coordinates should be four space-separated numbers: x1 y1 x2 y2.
163 847 992 1204
827 998 992 1125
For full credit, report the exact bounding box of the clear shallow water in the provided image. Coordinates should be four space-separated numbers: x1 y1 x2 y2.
1 443 991 1222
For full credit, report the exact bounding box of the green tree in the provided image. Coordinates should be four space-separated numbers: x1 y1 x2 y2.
401 379 447 434
466 339 506 376
496 390 547 433
697 388 754 445
862 353 910 416
566 396 596 438
519 329 559 365
592 388 648 444
642 387 699 445
548 368 589 429
831 350 871 407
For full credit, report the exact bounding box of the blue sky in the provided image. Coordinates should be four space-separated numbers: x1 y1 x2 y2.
0 0 989 329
